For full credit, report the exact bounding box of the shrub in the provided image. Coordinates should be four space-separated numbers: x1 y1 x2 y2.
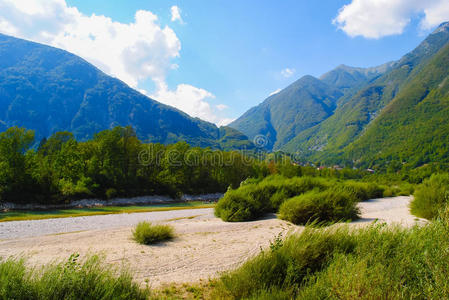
278 190 359 225
214 187 271 222
215 175 332 222
337 181 384 201
132 221 174 245
0 254 148 299
411 173 449 219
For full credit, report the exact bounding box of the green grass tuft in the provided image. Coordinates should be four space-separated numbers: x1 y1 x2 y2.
0 254 148 299
132 221 174 245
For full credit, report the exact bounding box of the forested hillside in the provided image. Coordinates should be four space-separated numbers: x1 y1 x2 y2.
282 22 449 159
229 76 343 150
345 42 449 168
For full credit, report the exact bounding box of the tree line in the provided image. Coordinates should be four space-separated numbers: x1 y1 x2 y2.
0 126 269 204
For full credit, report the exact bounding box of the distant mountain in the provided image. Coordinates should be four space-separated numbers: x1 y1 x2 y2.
320 62 394 92
282 22 449 159
0 34 254 150
229 76 343 150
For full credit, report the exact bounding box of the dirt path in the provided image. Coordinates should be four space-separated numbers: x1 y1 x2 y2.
0 196 424 287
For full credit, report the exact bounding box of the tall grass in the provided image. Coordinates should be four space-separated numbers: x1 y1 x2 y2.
132 221 174 245
0 254 148 299
411 173 449 219
213 209 449 299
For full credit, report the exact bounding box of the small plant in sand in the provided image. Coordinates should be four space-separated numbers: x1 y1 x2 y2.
132 221 174 245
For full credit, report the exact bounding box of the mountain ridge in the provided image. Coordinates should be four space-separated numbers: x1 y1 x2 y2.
0 33 255 150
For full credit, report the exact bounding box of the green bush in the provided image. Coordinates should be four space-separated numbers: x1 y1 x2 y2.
278 190 359 225
214 187 271 222
337 181 384 201
213 209 449 299
411 173 449 219
215 175 331 222
132 221 174 245
0 254 148 299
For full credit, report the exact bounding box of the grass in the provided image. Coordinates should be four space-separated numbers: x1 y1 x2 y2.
411 173 449 219
0 254 148 299
0 201 215 222
211 208 449 299
132 221 175 245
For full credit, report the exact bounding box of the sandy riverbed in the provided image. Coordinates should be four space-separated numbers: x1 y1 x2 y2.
0 196 425 288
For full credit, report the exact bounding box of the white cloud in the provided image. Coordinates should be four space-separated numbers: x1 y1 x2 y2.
281 68 295 78
216 104 228 111
334 0 449 39
269 89 281 97
0 0 230 125
170 5 183 24
151 82 229 124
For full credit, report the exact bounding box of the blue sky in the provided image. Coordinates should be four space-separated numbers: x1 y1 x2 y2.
1 0 448 125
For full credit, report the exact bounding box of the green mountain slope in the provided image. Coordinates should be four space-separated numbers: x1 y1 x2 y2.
0 34 254 150
282 22 449 158
345 41 449 168
229 76 343 150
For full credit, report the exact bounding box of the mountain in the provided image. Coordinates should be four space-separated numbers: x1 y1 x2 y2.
345 36 449 168
320 62 394 92
0 33 254 150
229 76 343 150
282 22 449 159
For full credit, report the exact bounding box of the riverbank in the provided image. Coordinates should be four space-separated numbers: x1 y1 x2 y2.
0 193 223 211
0 196 425 288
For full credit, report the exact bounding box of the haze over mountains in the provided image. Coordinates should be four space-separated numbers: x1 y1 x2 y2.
0 33 254 151
231 22 449 167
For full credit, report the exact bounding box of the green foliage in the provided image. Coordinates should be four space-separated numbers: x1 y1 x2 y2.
0 126 261 204
214 175 331 222
213 208 449 299
0 254 148 299
278 189 359 225
411 173 449 219
132 221 174 245
215 175 383 223
337 181 384 201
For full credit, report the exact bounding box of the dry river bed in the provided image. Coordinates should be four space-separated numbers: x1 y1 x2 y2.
0 196 426 288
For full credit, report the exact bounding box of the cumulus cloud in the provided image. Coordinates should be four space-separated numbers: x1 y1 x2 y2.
0 0 229 125
151 82 230 124
170 6 183 23
334 0 449 39
281 68 295 78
